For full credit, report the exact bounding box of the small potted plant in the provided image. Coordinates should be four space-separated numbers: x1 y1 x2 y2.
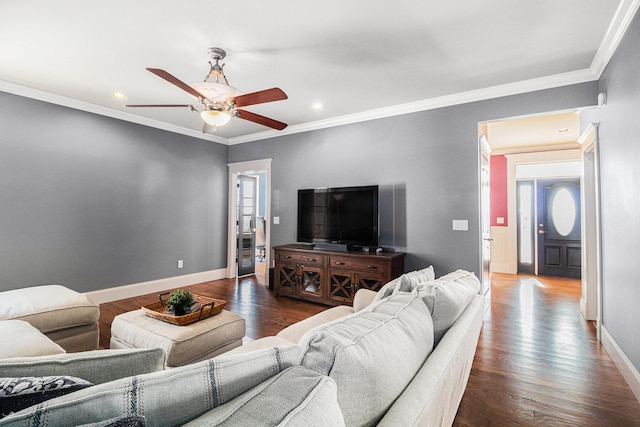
166 289 196 316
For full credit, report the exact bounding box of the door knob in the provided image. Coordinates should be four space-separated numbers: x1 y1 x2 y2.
538 230 546 234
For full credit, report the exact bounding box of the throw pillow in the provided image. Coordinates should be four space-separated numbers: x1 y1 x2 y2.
299 291 434 427
415 269 480 344
372 265 435 304
396 265 436 292
0 376 93 419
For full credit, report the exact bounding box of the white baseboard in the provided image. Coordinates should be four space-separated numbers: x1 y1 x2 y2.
84 269 228 305
601 326 640 403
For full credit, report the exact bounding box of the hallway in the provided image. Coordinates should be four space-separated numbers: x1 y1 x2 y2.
454 273 640 426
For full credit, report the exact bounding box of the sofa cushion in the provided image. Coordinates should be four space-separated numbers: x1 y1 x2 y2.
415 269 481 343
0 285 99 334
0 320 65 358
183 366 345 427
276 305 353 343
0 346 300 427
225 336 296 355
0 376 93 419
372 265 435 304
0 349 166 385
298 291 434 427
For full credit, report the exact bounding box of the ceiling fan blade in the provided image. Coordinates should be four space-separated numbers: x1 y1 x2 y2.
236 109 287 130
125 104 194 108
146 68 207 100
227 88 287 108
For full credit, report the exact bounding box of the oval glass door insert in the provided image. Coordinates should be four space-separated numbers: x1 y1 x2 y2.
551 188 576 236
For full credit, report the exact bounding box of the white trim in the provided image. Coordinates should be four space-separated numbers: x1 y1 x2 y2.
0 68 599 147
601 326 640 403
590 0 640 77
578 123 597 146
230 69 598 145
0 80 228 145
227 159 273 280
3 0 638 147
84 269 227 305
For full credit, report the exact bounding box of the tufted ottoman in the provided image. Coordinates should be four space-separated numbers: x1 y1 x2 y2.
110 309 246 367
0 285 100 352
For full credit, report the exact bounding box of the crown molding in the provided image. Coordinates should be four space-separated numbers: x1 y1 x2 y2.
229 68 598 145
0 80 228 145
3 1 638 147
590 0 640 77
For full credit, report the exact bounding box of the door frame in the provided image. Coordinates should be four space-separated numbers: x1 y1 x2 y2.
227 158 272 279
578 123 602 338
504 150 582 274
237 174 258 277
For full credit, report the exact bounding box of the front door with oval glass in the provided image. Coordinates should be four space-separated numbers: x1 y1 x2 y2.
536 178 581 278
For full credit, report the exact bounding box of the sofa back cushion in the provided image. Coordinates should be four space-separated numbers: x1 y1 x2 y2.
415 269 481 344
0 346 300 427
0 348 166 385
183 366 345 427
298 291 434 427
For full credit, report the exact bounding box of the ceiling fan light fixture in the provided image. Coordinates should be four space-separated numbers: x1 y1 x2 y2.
190 81 241 103
201 110 231 127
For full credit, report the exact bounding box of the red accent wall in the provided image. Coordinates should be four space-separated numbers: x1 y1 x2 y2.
490 155 508 226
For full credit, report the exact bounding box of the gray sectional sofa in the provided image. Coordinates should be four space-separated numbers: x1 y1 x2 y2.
0 268 484 426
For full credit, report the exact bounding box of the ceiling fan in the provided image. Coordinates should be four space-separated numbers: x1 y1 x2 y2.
126 47 288 131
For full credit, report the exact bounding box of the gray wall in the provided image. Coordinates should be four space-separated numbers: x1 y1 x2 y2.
229 81 599 276
597 9 640 372
0 92 229 293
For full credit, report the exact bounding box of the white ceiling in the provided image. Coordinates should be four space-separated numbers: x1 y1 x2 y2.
0 1 636 145
485 111 582 154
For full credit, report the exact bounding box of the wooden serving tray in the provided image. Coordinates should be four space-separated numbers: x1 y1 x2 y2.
142 293 226 326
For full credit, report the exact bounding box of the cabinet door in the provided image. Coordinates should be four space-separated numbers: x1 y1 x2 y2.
354 273 387 293
277 264 298 295
329 270 355 304
299 267 324 299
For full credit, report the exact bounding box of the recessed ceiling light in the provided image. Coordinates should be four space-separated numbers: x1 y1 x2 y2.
311 102 324 110
558 128 569 133
112 92 127 100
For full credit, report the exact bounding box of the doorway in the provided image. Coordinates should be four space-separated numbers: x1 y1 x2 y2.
227 159 272 285
237 174 257 277
479 110 600 327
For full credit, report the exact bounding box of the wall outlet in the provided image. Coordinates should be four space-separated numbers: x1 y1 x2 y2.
177 260 184 269
452 220 469 231
497 217 505 224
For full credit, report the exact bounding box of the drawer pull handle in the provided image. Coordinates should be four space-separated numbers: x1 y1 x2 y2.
335 261 345 265
283 255 292 259
307 258 317 262
366 265 378 269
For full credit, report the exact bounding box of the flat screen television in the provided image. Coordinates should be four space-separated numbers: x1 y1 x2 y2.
297 185 379 247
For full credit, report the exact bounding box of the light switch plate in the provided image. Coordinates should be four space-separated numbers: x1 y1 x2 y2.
273 216 280 225
497 217 505 224
452 220 468 231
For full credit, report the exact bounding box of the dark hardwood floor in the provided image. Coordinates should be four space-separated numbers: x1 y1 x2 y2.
454 273 640 427
98 270 640 426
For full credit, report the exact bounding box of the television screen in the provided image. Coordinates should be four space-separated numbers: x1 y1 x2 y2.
297 185 378 247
